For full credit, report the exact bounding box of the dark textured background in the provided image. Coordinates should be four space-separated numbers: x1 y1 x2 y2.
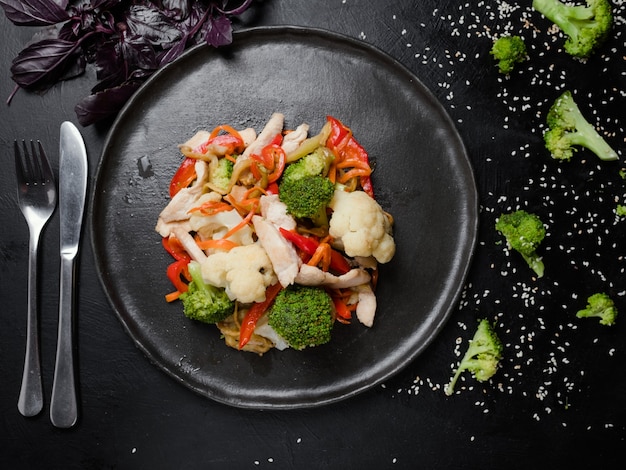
1 1 625 468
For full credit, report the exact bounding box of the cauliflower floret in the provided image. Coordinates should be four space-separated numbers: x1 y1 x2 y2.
199 243 277 304
328 189 396 264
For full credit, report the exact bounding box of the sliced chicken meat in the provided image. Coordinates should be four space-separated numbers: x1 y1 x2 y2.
280 123 310 155
252 215 301 287
242 113 285 158
295 264 371 289
354 284 377 327
155 159 209 237
259 194 297 231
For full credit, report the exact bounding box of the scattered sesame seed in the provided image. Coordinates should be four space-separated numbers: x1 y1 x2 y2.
377 0 625 432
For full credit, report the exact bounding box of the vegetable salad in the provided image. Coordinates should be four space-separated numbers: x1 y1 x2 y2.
155 113 396 354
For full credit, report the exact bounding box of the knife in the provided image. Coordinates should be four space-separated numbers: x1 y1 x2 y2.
50 121 87 428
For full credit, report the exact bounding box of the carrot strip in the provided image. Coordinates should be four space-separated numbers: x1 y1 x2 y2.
336 159 371 170
338 168 371 184
307 243 331 272
196 238 239 251
165 291 182 302
188 200 233 216
209 124 242 140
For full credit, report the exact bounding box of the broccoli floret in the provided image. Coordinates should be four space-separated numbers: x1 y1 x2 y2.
532 0 613 58
495 210 546 278
208 157 234 193
616 205 626 217
445 319 503 396
576 292 617 325
490 35 527 74
282 147 334 181
268 285 335 350
544 91 618 162
179 261 235 324
279 175 335 224
279 150 336 226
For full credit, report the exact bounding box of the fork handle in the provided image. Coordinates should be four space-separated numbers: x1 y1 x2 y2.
50 253 78 428
17 231 44 417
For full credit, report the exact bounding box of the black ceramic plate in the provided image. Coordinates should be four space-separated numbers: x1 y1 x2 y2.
91 26 478 409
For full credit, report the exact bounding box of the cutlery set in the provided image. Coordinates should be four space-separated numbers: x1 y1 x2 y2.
14 122 88 428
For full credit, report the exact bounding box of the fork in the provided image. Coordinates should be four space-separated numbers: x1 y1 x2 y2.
14 140 57 417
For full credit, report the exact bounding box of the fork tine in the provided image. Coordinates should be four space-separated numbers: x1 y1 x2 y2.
36 141 55 186
14 140 26 183
22 140 36 182
15 140 55 187
30 141 44 185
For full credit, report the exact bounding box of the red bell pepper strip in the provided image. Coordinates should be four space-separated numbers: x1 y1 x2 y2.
169 157 197 197
326 115 352 149
278 228 319 255
265 145 286 183
332 296 353 324
278 228 351 274
325 116 374 198
163 236 191 294
238 282 283 349
265 182 279 195
162 236 191 262
166 259 190 294
250 135 286 184
328 249 352 275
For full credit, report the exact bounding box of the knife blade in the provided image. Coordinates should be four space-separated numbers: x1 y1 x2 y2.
50 121 87 428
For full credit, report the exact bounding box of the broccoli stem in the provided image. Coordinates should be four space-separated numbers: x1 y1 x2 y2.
520 252 545 278
568 113 619 161
444 367 464 396
188 261 203 285
533 0 592 39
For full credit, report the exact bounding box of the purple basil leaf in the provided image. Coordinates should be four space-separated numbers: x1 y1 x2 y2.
11 37 83 88
74 81 141 126
90 0 121 10
125 4 182 47
122 35 158 72
93 39 124 87
157 36 188 66
55 50 86 80
157 2 208 66
203 13 232 47
158 0 191 21
0 0 70 26
218 0 254 16
93 33 157 91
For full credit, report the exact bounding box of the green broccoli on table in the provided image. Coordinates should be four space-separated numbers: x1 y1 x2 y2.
576 293 617 326
532 0 613 58
445 319 503 396
495 210 547 278
490 35 527 74
543 91 618 162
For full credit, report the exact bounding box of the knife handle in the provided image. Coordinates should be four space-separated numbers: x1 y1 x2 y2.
50 254 78 428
